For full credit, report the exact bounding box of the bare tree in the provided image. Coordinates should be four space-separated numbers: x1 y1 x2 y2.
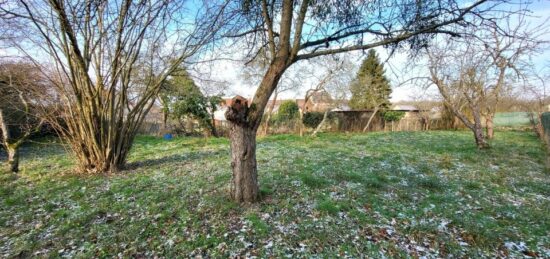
413 100 439 131
428 50 491 148
242 55 298 136
222 0 502 202
477 16 547 139
1 1 229 173
0 61 45 173
426 14 546 148
298 57 350 136
521 66 549 142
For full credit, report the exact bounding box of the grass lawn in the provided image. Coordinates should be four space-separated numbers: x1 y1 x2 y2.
1 131 549 257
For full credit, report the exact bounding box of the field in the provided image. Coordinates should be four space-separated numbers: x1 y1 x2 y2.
1 131 549 258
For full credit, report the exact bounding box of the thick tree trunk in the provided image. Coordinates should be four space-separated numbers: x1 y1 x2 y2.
473 125 489 149
225 56 289 203
6 146 20 173
228 124 259 203
486 116 494 139
225 96 260 203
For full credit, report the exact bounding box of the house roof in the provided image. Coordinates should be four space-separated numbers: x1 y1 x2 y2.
309 90 333 104
333 104 421 113
392 104 419 111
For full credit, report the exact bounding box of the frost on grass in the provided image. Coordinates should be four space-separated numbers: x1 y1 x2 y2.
1 131 549 257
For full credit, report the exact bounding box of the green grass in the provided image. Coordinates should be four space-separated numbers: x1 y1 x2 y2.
1 131 549 257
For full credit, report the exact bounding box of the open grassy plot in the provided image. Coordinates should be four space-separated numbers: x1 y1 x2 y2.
1 131 549 257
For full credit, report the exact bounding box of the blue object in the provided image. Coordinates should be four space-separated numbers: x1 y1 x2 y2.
163 133 173 140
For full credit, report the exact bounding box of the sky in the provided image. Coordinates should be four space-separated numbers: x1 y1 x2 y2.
1 0 548 103
196 0 550 102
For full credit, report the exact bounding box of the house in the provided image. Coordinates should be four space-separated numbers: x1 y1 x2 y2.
389 104 421 119
298 90 334 113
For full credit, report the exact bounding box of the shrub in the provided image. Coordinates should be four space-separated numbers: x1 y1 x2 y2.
274 100 299 123
302 112 324 128
382 111 405 122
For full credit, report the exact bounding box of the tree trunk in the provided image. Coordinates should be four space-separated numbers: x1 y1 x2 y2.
263 90 278 136
299 111 305 137
1 110 20 173
312 110 329 137
225 56 289 203
473 124 489 149
486 116 494 139
362 107 379 132
225 96 260 203
163 110 169 132
425 118 430 131
299 95 309 137
228 124 259 203
6 146 20 173
207 116 218 138
535 113 546 143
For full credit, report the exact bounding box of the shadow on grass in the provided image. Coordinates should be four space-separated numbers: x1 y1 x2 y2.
125 149 228 171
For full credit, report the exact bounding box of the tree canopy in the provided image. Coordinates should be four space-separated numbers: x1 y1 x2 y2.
349 49 392 110
161 68 222 137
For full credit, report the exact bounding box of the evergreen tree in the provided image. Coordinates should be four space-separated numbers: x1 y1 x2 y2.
349 49 392 109
159 67 222 136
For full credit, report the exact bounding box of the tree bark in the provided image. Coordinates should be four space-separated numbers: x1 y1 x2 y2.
474 124 489 149
162 109 169 133
299 112 305 137
362 107 379 132
262 90 278 136
225 56 289 203
312 110 329 137
6 146 20 173
210 122 218 138
533 112 545 142
542 113 550 169
225 96 260 203
424 118 430 131
1 110 20 173
486 116 494 139
228 123 259 203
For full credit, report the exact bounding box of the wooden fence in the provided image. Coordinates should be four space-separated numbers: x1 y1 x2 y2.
332 111 428 132
137 111 465 136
